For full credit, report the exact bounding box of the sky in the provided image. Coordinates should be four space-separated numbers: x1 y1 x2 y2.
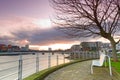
0 0 110 50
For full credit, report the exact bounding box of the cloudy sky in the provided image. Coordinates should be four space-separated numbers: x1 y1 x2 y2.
0 0 109 50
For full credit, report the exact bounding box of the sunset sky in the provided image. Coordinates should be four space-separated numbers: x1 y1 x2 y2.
0 0 110 50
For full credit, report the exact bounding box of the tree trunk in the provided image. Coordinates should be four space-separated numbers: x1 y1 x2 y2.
110 41 118 62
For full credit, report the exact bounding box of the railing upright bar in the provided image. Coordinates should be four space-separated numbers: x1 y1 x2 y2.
84 52 86 59
18 54 22 80
82 51 85 60
74 52 76 59
57 55 58 66
48 55 50 68
36 53 39 73
78 51 80 59
92 52 94 59
48 52 51 68
69 52 71 62
63 54 65 64
85 51 87 59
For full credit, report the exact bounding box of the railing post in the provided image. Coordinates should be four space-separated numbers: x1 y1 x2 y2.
74 51 76 59
96 52 97 58
88 52 90 59
81 52 83 60
92 52 94 59
36 53 39 73
89 52 91 59
48 48 51 68
78 51 80 59
85 51 87 59
69 52 71 62
86 51 88 59
48 53 51 68
93 52 95 59
83 51 85 60
84 51 86 60
90 52 92 59
56 55 58 66
18 54 22 80
97 51 99 58
63 54 65 63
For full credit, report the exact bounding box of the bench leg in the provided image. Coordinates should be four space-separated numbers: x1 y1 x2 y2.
91 65 93 74
108 57 112 76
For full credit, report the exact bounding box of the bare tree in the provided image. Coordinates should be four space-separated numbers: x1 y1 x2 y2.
50 0 120 61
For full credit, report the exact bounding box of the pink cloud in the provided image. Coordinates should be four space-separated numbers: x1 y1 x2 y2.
0 16 38 32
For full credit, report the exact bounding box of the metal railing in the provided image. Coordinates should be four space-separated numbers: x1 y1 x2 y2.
0 51 99 80
0 52 70 80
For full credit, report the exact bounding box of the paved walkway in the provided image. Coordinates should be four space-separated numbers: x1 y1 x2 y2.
45 61 119 80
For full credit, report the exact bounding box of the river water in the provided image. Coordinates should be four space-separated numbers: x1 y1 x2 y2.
0 52 69 80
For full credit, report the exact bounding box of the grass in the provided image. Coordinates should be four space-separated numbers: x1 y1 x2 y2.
111 54 120 73
23 60 82 80
104 58 120 74
111 60 120 73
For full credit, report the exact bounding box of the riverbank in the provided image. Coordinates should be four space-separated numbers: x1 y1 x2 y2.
0 52 36 56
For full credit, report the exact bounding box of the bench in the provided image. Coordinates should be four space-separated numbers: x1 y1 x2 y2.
91 51 112 76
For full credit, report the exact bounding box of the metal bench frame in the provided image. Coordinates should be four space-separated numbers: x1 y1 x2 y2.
91 52 112 76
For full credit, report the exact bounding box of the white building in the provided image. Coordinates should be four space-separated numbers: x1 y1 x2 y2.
102 43 111 49
71 45 81 51
80 42 102 51
21 44 29 51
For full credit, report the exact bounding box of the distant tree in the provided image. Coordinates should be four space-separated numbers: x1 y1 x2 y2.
51 0 120 61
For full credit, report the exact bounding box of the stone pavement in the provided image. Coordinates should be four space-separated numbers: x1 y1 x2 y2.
45 60 119 80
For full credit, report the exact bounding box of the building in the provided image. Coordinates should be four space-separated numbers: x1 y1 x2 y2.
102 43 111 50
11 46 20 52
21 44 29 51
116 43 120 51
80 42 102 51
70 45 81 51
7 45 20 52
0 44 7 51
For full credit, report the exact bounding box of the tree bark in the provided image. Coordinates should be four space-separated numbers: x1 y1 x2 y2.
110 40 118 62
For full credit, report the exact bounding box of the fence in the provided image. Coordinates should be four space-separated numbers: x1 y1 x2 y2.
0 51 99 80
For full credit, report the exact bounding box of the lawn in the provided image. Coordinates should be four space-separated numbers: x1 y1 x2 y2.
111 60 120 73
111 54 120 73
